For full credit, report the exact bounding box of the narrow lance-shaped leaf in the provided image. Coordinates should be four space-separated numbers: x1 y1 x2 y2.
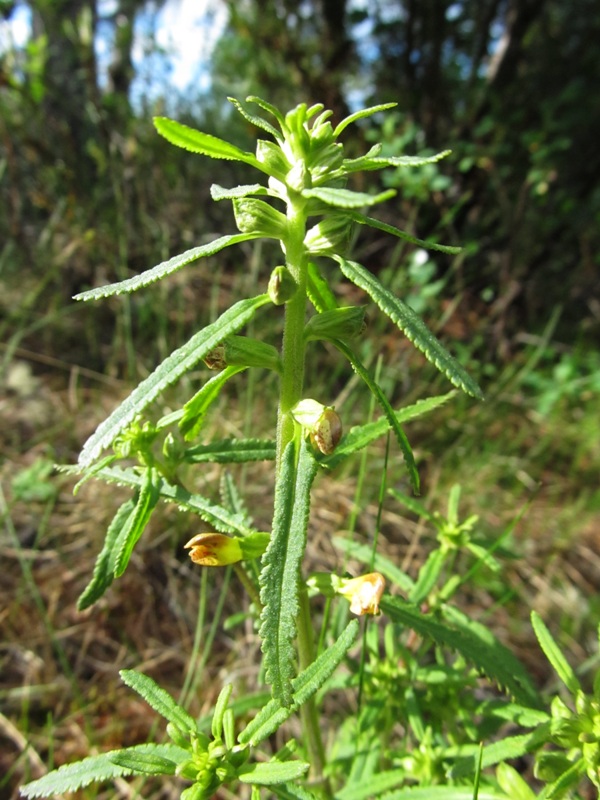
331 338 420 493
74 234 261 302
108 750 177 776
332 102 397 137
183 438 276 464
154 116 261 168
302 186 396 210
320 392 455 470
77 497 136 610
180 366 246 441
112 467 160 578
335 257 483 399
239 619 359 746
238 761 310 785
342 149 452 175
348 211 461 255
531 611 581 695
78 294 270 467
20 745 190 798
259 438 318 706
120 669 197 733
98 465 257 536
381 595 538 706
228 96 282 140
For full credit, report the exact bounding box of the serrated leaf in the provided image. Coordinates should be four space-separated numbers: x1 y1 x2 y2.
381 596 538 706
321 392 456 469
228 96 282 139
239 619 359 746
20 744 189 797
73 235 260 302
78 294 270 467
336 257 483 399
108 749 177 775
332 102 397 137
449 724 552 780
97 465 256 535
531 611 581 695
259 438 318 706
348 211 461 255
238 760 309 785
246 95 286 129
303 186 395 209
330 338 419 493
77 497 136 609
220 471 254 529
343 150 452 174
120 670 197 732
210 183 269 201
184 438 276 464
154 116 260 166
180 366 245 440
112 468 160 577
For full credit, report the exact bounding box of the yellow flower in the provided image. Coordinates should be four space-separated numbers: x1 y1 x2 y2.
185 533 243 566
337 572 386 616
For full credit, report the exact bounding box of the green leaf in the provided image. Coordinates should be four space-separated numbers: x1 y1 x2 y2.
180 366 246 440
330 338 419 493
211 684 233 740
20 744 190 797
183 438 276 464
97 465 256 536
120 670 197 733
112 467 160 577
78 294 270 467
77 497 136 609
210 183 269 201
302 187 396 209
272 782 321 800
73 235 260 301
410 548 446 604
307 261 338 312
343 149 452 174
228 96 282 140
333 536 414 592
336 768 409 800
332 102 397 137
259 438 318 706
376 788 509 800
108 749 177 775
381 596 538 706
154 116 260 167
246 95 287 131
531 611 581 695
496 763 538 800
335 257 483 399
321 392 456 469
238 760 310 785
348 211 461 255
239 619 359 746
449 724 551 779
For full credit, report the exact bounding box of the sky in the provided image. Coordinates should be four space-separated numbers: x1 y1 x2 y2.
0 0 228 97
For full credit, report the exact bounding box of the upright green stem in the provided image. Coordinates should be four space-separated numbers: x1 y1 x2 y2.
276 198 329 793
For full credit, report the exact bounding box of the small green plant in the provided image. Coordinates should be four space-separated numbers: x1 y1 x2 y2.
19 97 598 799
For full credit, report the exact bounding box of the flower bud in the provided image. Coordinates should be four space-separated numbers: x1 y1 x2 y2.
304 214 352 256
286 160 311 193
291 398 342 455
204 337 281 373
337 573 386 616
268 266 297 305
255 139 290 180
233 197 287 239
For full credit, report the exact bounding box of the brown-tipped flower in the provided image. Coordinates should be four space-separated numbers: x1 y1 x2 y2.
185 533 243 566
337 572 386 616
291 398 342 455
